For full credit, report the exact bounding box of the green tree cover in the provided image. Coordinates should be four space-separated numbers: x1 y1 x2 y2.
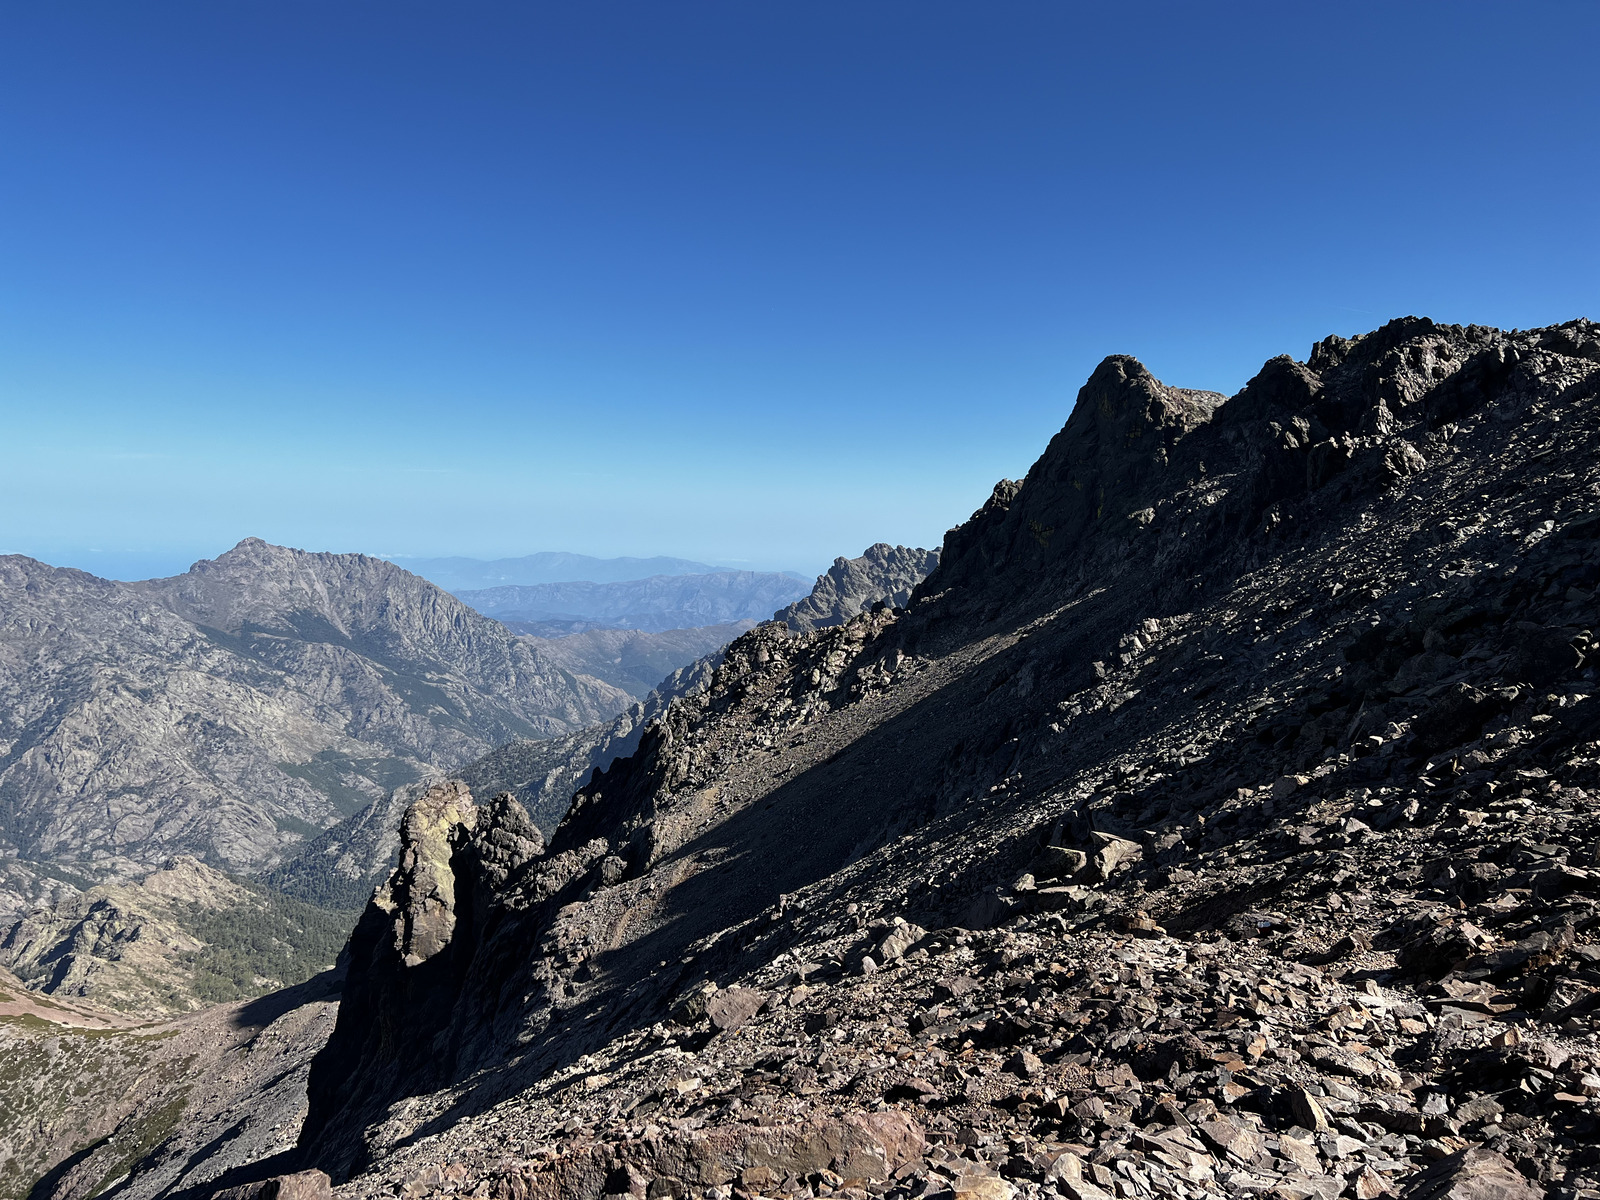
180 885 360 1003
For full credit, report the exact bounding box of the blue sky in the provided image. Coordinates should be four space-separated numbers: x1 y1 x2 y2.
2 2 1596 579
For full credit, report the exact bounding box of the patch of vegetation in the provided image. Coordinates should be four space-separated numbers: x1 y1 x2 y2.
263 857 384 911
272 812 326 840
179 885 359 1004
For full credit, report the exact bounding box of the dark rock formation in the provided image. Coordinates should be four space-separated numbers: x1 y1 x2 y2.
289 318 1600 1200
300 782 548 1176
774 544 940 633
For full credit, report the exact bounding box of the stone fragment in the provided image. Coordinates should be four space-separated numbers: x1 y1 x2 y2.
705 986 768 1032
1287 1085 1331 1132
1401 1147 1542 1200
1353 1167 1392 1198
877 921 928 961
212 1171 335 1200
953 1174 1015 1200
1198 1115 1264 1163
1277 1134 1322 1175
1089 832 1143 881
1004 1050 1043 1078
1034 846 1089 880
670 981 719 1025
1060 1179 1116 1200
1273 775 1311 800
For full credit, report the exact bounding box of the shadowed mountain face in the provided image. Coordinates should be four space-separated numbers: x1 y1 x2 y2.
286 318 1600 1197
0 540 630 918
456 571 811 632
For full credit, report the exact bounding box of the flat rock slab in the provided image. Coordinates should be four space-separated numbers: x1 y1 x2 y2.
706 986 768 1031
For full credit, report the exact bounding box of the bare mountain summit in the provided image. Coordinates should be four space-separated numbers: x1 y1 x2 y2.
775 543 940 632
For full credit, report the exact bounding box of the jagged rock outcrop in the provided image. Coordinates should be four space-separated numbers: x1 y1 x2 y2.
286 318 1600 1200
0 540 629 919
774 544 940 633
456 571 810 633
300 782 548 1175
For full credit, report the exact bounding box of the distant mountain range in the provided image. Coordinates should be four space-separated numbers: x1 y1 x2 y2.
389 551 775 594
457 571 812 632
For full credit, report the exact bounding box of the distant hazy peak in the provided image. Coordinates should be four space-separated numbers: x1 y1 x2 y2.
773 542 940 633
393 551 738 593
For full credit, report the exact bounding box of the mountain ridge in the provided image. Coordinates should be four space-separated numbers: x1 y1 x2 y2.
392 552 755 594
456 571 811 633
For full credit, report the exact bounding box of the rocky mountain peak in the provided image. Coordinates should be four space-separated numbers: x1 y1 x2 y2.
775 543 940 633
930 356 1224 608
132 538 470 645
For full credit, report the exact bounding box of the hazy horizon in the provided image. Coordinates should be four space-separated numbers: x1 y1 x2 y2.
0 540 832 585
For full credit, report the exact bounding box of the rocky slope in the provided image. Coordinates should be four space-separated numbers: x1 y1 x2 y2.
0 540 630 920
280 317 1600 1200
0 856 354 1015
457 571 811 633
775 545 941 633
1 964 338 1200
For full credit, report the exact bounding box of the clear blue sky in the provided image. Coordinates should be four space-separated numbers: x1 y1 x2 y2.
3 2 1596 579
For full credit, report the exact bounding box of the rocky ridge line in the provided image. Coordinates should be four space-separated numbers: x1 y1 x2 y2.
281 318 1600 1200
